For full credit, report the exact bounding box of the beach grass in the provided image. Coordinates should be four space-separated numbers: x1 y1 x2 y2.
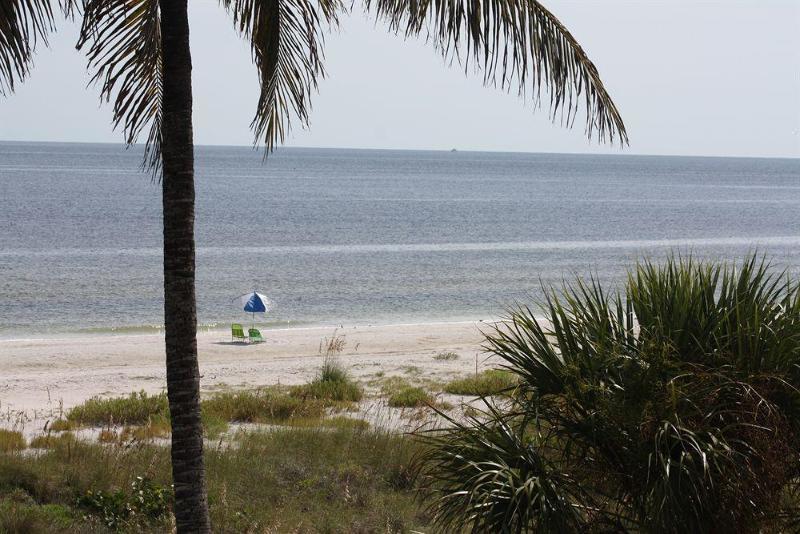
0 424 428 532
29 432 78 450
62 386 364 434
443 369 517 396
66 391 168 426
47 419 75 432
387 385 434 408
201 388 327 423
290 355 363 403
433 351 459 361
0 430 25 453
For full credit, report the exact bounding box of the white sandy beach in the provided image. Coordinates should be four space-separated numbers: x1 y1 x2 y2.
0 321 493 421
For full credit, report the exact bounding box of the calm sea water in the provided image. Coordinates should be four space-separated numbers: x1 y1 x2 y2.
1 142 798 337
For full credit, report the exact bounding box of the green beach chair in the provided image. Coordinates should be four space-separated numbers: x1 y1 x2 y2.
231 323 246 342
248 328 264 343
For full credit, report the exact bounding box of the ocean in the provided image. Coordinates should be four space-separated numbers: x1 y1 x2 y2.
1 141 798 338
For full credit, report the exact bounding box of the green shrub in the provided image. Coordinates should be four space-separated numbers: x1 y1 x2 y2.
319 354 349 383
291 379 363 403
65 391 229 438
443 369 517 396
417 255 800 533
388 386 433 408
433 351 459 361
291 355 363 403
66 391 168 426
0 499 76 532
0 420 428 531
206 425 426 530
0 430 25 452
201 388 326 423
77 476 171 530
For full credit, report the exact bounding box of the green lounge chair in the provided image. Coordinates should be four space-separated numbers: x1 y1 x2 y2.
231 323 246 342
248 328 264 343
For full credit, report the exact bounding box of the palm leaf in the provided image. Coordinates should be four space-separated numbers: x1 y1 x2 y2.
221 0 342 150
0 0 68 94
365 0 627 144
77 0 163 173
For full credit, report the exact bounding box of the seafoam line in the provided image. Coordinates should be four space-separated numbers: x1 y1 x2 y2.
2 236 800 258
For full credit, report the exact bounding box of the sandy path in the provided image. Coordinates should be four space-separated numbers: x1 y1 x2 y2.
0 321 494 419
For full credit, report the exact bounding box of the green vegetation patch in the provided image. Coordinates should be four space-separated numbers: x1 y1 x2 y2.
388 386 434 408
77 476 171 530
207 426 426 531
67 391 168 426
443 369 517 396
61 384 364 437
433 351 459 361
202 388 326 423
291 356 363 403
0 422 428 532
0 498 77 533
290 379 362 404
48 419 74 432
0 430 25 453
29 433 77 451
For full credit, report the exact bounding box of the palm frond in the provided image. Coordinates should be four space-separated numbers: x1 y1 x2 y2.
77 0 163 173
365 0 627 144
429 254 800 530
221 0 342 151
0 0 59 94
415 404 589 533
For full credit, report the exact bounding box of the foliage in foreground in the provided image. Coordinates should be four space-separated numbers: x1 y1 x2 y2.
416 255 800 533
0 425 426 532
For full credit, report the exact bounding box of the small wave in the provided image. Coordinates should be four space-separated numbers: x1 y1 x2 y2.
3 235 800 258
74 322 229 335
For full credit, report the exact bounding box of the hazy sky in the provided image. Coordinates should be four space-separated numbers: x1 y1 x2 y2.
0 0 798 158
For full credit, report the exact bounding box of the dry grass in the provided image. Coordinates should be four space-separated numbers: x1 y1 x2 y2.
0 423 429 532
66 391 167 427
201 388 326 424
29 433 77 450
0 430 25 452
47 419 74 432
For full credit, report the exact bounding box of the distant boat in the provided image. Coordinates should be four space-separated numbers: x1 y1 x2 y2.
450 148 457 152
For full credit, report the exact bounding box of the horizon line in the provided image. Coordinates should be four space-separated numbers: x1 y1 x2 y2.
0 138 797 161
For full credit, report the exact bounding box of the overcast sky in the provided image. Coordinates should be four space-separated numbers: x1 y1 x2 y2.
0 0 798 158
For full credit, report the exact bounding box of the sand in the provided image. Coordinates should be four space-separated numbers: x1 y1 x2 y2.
0 321 495 422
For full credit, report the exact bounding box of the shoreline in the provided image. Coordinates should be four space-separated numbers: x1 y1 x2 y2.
0 319 494 422
0 317 494 343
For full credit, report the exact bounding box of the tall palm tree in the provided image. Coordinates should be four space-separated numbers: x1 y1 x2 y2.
1 1 627 531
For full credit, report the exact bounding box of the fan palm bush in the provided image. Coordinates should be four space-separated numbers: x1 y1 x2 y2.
416 255 800 533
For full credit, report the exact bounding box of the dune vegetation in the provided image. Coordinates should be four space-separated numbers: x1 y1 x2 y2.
0 424 426 533
417 255 800 532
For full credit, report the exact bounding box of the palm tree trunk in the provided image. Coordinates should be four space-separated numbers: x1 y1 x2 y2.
158 0 211 531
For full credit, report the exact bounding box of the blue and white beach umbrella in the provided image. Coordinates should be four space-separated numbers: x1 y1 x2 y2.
238 291 273 327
